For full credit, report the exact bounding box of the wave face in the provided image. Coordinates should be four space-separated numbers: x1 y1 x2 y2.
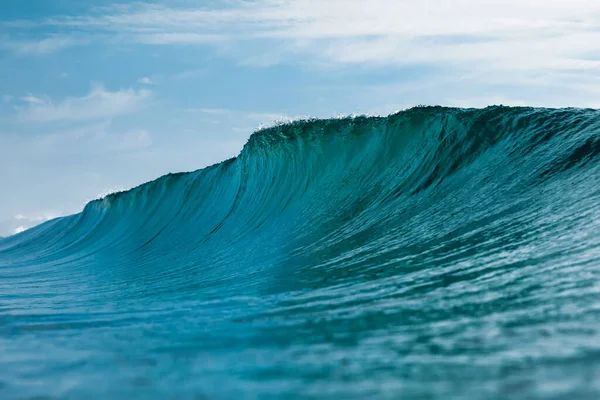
1 106 600 399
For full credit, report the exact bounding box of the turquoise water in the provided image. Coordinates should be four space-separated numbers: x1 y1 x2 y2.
1 106 600 399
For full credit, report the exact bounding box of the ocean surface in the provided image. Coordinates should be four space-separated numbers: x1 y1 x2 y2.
1 106 600 399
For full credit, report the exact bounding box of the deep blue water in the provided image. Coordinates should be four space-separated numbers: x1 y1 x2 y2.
1 106 600 399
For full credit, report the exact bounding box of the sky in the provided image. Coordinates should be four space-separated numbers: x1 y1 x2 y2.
1 0 600 236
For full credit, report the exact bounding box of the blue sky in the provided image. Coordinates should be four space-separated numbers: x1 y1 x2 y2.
1 0 600 236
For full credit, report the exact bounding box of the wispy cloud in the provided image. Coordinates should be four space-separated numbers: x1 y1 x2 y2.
14 212 60 223
3 1 600 107
17 84 151 123
1 36 87 55
138 76 154 85
11 212 61 235
21 95 45 104
190 107 293 125
8 1 598 72
134 32 224 45
28 121 155 154
3 1 600 79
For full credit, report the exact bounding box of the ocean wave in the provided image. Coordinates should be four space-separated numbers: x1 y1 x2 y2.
1 106 600 399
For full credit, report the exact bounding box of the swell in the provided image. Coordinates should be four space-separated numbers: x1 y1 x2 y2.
1 106 598 268
1 106 600 398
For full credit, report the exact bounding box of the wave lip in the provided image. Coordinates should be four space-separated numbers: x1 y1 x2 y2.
1 106 600 399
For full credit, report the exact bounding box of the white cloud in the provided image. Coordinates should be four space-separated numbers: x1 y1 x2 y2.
134 33 224 45
17 84 151 123
26 2 600 60
21 95 44 104
11 212 61 235
2 0 600 110
14 212 60 223
3 36 86 55
6 1 600 78
138 76 154 85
